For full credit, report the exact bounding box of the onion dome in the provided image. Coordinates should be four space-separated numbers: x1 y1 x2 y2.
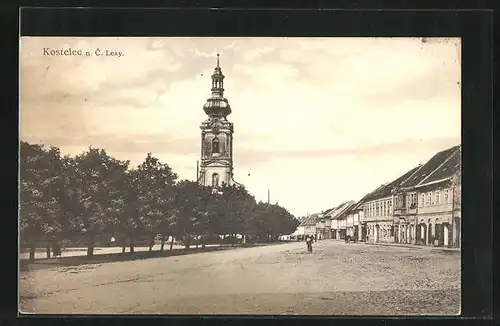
203 54 232 117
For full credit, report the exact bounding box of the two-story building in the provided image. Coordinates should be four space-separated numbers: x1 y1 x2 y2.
345 204 363 241
357 166 421 244
313 213 327 240
326 201 356 240
318 212 333 239
392 145 461 247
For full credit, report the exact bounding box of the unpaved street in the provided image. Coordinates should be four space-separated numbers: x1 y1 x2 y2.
20 240 460 315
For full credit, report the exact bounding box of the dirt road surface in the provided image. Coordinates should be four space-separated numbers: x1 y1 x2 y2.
19 240 460 315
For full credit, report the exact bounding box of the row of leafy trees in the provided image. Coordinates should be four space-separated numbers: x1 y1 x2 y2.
20 141 300 262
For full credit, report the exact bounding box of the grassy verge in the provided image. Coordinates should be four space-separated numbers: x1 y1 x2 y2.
19 242 289 271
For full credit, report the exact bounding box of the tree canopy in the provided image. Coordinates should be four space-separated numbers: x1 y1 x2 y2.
19 141 300 261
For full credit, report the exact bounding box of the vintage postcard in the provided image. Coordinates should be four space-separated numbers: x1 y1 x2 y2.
19 37 461 315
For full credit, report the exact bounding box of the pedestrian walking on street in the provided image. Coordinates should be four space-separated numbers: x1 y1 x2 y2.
305 235 313 253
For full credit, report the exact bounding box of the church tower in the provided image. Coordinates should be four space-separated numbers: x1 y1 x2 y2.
198 54 235 188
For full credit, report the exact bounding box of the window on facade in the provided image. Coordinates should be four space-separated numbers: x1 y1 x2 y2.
436 190 440 204
427 192 432 205
412 194 417 208
420 194 425 207
390 226 394 236
212 137 220 154
444 189 449 203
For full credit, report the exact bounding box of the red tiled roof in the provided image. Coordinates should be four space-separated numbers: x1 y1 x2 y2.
400 145 460 188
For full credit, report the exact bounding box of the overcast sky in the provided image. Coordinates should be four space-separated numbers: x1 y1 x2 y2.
20 37 461 217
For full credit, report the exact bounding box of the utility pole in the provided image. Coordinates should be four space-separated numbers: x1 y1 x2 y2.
267 188 270 205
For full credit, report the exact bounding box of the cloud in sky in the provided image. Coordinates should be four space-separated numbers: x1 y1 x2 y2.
20 37 461 217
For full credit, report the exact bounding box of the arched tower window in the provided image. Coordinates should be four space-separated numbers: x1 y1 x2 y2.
212 136 220 154
212 173 219 187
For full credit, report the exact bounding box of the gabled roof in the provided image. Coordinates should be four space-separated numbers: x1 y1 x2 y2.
343 202 361 216
359 165 421 204
416 146 461 187
325 203 345 218
400 145 460 189
328 201 356 219
299 215 318 226
322 207 336 215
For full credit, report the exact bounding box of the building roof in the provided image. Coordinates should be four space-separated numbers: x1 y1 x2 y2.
299 215 318 226
358 165 421 204
400 145 460 189
323 207 336 215
337 201 357 218
415 146 461 187
343 202 361 216
327 201 356 219
324 203 343 218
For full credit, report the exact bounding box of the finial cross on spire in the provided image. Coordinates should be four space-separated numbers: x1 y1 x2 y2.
216 52 220 68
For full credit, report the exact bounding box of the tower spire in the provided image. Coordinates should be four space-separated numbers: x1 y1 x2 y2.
202 53 231 118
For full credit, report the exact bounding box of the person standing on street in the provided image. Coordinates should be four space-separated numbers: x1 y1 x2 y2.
305 235 313 253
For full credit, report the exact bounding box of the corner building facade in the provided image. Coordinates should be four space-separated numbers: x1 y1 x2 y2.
198 54 236 187
392 145 461 248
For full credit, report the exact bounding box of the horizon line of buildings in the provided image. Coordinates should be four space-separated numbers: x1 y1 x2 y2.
292 144 461 248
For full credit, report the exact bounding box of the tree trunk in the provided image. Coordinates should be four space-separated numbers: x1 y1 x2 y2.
148 233 155 252
86 233 95 257
29 242 36 262
121 236 126 253
160 234 166 251
184 235 190 250
169 236 174 251
129 234 135 253
46 243 51 259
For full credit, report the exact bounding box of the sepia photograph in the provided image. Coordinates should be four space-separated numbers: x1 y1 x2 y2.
19 37 461 315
